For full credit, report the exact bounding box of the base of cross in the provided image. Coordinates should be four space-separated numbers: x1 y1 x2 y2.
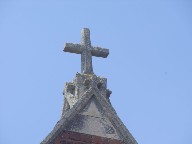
62 73 112 114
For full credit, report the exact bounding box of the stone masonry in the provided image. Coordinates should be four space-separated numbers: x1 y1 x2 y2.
41 28 137 144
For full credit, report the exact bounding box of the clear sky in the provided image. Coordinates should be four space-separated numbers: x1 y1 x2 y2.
0 0 192 144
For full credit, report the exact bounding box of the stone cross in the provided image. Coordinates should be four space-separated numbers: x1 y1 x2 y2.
64 28 109 74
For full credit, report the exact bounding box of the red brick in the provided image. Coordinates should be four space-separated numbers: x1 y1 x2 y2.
109 139 123 144
61 132 70 139
69 132 81 141
54 137 61 144
81 134 92 143
92 135 102 143
101 138 109 144
66 141 73 144
60 140 67 144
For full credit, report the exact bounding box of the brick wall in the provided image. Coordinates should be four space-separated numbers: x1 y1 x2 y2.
54 131 123 144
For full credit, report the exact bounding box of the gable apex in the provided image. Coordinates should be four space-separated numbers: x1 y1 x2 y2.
41 29 137 144
41 87 137 144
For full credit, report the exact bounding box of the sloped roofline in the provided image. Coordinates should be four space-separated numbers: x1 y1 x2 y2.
41 87 137 144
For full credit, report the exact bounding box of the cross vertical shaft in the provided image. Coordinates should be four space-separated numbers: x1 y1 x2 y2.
81 28 93 74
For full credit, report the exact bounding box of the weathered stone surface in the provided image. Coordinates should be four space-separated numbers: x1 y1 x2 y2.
65 97 120 139
41 28 137 144
62 73 111 115
41 87 137 144
64 28 109 74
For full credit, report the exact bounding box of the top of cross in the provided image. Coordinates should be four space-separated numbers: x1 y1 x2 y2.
64 28 109 74
81 28 91 47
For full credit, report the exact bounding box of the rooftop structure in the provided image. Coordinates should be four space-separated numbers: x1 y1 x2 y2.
41 28 137 144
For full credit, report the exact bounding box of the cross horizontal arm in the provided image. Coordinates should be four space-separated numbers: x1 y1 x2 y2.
64 43 82 54
91 47 109 58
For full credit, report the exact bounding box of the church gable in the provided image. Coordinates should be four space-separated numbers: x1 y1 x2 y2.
41 28 137 144
81 95 104 118
65 95 121 140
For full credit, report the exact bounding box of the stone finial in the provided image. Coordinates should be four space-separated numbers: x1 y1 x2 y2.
64 28 109 74
81 28 91 47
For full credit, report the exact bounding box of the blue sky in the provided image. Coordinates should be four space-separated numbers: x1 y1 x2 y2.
0 0 192 144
